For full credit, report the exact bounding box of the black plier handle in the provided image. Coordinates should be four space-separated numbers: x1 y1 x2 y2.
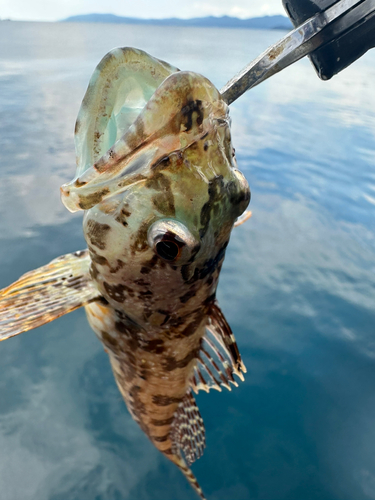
221 0 375 105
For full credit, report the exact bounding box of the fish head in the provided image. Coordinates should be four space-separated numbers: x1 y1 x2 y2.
61 48 250 325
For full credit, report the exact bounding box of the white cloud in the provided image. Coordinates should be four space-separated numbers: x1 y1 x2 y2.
260 4 274 15
229 6 255 19
1 0 286 22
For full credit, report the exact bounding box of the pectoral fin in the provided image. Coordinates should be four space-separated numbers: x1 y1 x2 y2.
234 210 252 227
0 250 102 341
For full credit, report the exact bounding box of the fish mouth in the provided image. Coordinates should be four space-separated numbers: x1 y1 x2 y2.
60 146 156 212
61 70 227 213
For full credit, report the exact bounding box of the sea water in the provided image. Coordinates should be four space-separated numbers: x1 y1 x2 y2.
0 20 374 500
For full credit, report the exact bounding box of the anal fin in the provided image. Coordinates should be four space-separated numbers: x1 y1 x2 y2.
191 301 246 394
171 391 206 466
0 250 102 341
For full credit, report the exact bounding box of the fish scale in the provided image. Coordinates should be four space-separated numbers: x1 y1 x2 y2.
0 47 250 499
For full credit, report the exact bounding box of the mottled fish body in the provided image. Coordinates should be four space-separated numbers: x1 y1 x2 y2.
0 48 250 499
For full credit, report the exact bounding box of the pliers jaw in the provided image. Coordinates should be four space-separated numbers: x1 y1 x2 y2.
221 0 375 105
284 0 375 80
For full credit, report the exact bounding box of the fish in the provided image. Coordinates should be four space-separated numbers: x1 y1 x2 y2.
0 47 251 499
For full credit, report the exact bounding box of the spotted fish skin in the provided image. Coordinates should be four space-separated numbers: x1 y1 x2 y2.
0 48 251 500
61 48 250 499
86 300 205 455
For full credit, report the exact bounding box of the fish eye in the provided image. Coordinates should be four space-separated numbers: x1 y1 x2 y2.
155 239 180 261
148 219 199 264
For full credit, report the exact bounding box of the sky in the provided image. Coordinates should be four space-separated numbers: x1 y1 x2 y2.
0 0 286 22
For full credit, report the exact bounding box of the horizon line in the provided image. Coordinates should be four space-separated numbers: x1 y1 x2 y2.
1 12 289 23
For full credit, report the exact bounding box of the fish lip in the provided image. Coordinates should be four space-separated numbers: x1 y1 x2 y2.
60 145 157 213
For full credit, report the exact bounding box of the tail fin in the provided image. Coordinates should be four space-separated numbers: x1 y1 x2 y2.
0 250 102 341
174 455 207 500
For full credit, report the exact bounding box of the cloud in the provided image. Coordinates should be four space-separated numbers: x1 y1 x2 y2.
1 0 286 22
0 315 161 500
221 192 375 355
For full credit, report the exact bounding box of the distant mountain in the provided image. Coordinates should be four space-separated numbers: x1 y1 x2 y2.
62 13 293 30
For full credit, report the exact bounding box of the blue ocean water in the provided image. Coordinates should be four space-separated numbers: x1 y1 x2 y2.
0 21 374 500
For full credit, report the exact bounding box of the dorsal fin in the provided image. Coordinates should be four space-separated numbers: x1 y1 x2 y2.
171 391 206 466
0 250 102 341
190 301 246 394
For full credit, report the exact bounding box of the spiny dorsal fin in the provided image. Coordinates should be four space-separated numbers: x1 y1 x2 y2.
190 301 246 394
0 250 102 341
171 392 206 466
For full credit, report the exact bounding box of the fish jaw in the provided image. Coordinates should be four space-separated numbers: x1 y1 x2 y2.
60 69 248 212
73 47 179 179
69 74 249 327
59 45 251 330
